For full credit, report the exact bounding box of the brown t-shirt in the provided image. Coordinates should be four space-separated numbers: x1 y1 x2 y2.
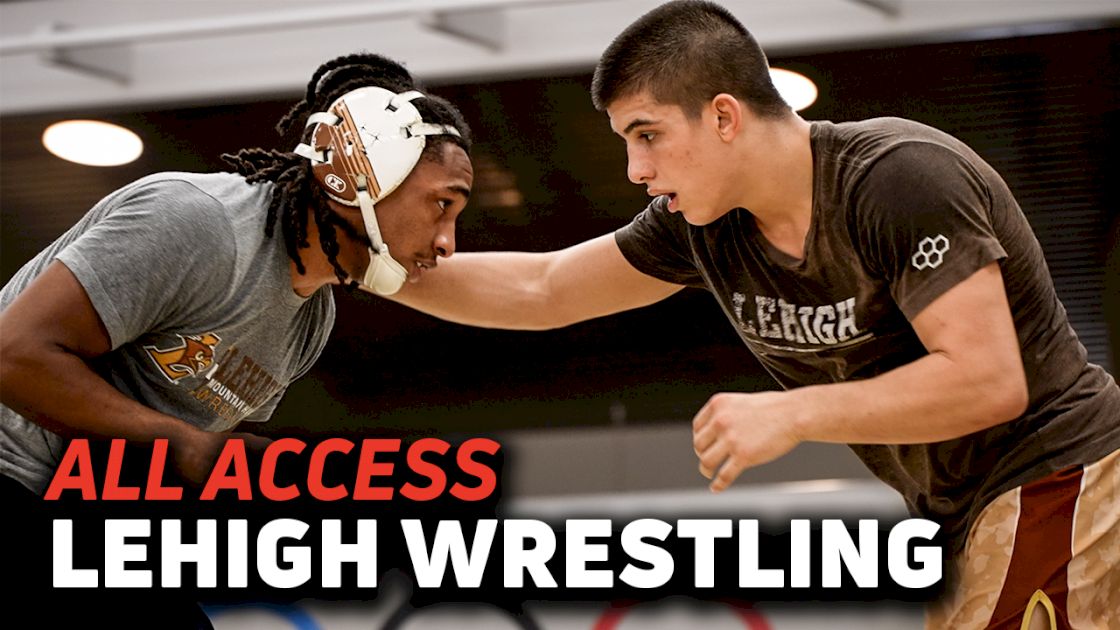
615 117 1120 551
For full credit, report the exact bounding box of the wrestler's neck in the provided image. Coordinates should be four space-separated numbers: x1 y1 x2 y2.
733 114 814 260
288 207 360 297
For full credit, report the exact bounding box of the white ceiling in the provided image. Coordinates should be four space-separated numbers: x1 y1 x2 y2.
1 0 1118 115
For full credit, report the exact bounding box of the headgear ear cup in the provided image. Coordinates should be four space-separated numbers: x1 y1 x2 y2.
293 87 461 295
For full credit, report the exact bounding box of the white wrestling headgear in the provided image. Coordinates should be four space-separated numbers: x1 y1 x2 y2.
294 86 461 295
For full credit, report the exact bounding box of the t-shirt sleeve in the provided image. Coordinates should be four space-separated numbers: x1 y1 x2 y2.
613 196 704 288
54 178 238 350
852 142 1008 320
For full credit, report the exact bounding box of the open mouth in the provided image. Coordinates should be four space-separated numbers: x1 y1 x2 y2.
407 259 435 283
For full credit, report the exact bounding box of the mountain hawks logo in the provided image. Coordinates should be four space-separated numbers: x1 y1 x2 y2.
144 333 222 383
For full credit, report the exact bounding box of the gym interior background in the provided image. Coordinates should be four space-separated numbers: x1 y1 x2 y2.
3 1 1116 500
3 3 1117 628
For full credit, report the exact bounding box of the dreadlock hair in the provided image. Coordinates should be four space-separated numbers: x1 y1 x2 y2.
222 52 472 284
591 1 788 120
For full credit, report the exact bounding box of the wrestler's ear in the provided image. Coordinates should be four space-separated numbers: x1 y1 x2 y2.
710 93 742 142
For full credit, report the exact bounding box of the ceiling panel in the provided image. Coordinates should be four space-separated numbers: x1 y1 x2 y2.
2 0 1118 114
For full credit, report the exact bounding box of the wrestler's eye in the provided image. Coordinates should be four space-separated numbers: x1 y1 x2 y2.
639 132 657 142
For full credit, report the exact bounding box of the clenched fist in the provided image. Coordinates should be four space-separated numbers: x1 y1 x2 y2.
170 428 272 487
692 391 803 492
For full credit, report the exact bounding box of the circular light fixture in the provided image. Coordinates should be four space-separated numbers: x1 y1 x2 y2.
769 68 818 112
42 120 143 167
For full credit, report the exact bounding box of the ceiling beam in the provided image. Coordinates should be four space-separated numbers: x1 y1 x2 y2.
421 8 507 52
847 0 902 18
39 23 132 84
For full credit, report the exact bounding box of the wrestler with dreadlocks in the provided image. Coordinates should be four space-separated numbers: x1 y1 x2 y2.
0 50 472 485
0 52 472 626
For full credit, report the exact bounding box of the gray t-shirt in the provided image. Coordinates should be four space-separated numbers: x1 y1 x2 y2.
615 117 1120 551
0 172 336 494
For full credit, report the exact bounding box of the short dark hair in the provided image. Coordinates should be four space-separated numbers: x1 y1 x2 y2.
591 0 788 119
222 52 472 284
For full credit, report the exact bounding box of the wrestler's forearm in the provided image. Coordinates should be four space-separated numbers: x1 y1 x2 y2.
0 344 204 445
392 250 560 330
0 344 232 485
392 234 684 330
789 350 1028 445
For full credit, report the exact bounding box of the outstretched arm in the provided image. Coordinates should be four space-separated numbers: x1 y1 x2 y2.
693 262 1028 491
391 233 685 330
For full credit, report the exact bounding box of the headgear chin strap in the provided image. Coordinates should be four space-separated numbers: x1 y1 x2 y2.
293 86 461 295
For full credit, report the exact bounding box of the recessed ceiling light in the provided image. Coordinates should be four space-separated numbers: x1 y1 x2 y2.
769 68 819 112
42 120 143 167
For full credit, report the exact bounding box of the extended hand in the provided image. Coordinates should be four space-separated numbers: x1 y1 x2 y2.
692 392 803 492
